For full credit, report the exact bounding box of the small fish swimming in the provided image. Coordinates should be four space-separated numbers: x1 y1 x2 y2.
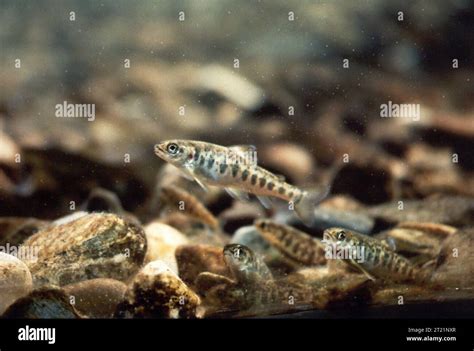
154 140 329 223
322 227 431 283
197 244 316 313
223 243 273 285
254 219 326 266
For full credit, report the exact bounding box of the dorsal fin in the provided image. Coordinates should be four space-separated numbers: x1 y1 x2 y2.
229 145 257 164
229 145 257 154
276 174 285 182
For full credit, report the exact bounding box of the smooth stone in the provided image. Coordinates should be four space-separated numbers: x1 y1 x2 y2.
310 207 374 234
144 221 189 273
433 228 474 289
175 244 230 287
0 252 33 314
63 278 127 318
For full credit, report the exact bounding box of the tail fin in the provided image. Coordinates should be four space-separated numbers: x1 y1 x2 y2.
295 185 331 226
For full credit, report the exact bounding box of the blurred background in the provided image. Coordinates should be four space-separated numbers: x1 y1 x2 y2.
1 0 474 220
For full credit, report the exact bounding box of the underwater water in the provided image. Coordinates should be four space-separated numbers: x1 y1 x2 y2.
0 0 474 322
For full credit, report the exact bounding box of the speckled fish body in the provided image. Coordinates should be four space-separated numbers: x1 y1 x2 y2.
154 140 328 223
254 219 326 266
222 244 315 310
323 228 425 282
246 279 316 310
223 244 273 285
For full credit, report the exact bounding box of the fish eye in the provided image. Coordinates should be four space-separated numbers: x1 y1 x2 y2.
337 230 346 241
233 246 246 259
167 143 179 154
233 248 241 259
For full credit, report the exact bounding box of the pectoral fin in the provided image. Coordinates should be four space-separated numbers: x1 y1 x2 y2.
193 177 209 192
349 259 376 281
182 164 209 192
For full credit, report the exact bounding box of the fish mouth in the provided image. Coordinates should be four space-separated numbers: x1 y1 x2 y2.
223 251 236 268
154 143 166 157
223 250 234 260
223 249 241 265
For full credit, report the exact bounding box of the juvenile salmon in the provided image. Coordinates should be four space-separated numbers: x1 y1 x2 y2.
254 219 326 266
154 140 329 223
322 227 430 282
223 243 273 285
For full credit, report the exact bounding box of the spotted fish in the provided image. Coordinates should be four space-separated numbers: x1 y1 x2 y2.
254 219 326 266
198 244 316 312
154 140 329 223
322 228 430 283
223 243 273 285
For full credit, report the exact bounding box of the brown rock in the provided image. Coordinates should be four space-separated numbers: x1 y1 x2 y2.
433 228 474 289
0 217 49 246
63 278 127 318
0 169 16 194
194 64 265 111
375 222 457 262
365 195 474 227
22 213 147 286
371 285 436 306
409 170 474 197
115 261 202 319
175 244 231 287
320 195 365 211
259 142 315 184
0 130 20 168
158 212 228 247
2 288 82 319
158 185 219 229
